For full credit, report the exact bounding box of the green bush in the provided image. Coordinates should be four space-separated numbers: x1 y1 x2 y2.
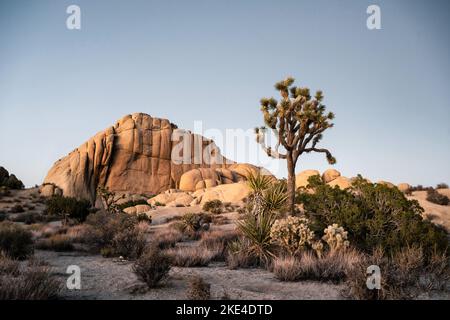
436 183 449 190
0 222 34 259
426 189 449 206
297 175 448 256
45 196 91 223
0 167 24 190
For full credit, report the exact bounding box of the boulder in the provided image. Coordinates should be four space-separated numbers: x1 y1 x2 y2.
166 193 194 207
397 183 411 193
179 164 276 192
327 176 352 189
179 168 221 192
322 169 341 183
228 163 276 181
295 170 320 189
123 204 152 215
39 183 63 197
147 190 193 206
199 182 251 204
43 113 235 202
377 180 395 188
349 176 372 184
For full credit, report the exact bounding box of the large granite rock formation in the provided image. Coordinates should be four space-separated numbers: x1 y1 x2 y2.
43 113 234 202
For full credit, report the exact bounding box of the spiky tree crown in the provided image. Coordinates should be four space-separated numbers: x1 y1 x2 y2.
256 77 336 165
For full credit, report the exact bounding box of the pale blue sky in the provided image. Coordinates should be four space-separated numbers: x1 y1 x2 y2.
1 0 449 187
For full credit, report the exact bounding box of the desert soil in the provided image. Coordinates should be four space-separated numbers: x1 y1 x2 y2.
2 188 450 300
36 250 344 300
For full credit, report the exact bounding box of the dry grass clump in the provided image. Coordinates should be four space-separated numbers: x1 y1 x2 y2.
0 254 20 276
0 221 34 260
226 238 259 269
0 256 61 300
344 246 450 300
35 234 74 252
133 247 171 288
187 276 211 300
152 229 183 249
165 245 219 267
199 229 240 261
272 249 362 282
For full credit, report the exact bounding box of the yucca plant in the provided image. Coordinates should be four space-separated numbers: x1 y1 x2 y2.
263 181 288 213
236 210 277 266
246 170 272 216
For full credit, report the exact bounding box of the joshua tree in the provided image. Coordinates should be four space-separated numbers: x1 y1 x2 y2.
256 77 336 214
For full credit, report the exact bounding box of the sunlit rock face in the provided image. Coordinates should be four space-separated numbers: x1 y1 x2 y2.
43 113 233 202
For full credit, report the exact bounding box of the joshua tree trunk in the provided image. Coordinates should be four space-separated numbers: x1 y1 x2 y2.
286 152 296 214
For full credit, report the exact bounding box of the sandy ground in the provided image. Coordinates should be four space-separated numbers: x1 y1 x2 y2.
408 189 450 231
36 250 344 300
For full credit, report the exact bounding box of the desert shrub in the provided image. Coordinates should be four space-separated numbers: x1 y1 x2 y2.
0 222 33 259
117 199 148 211
426 189 449 206
176 213 211 239
297 175 448 255
133 247 171 288
153 229 183 249
136 213 152 224
35 234 74 252
85 211 145 258
202 200 224 214
270 216 315 256
226 238 259 269
111 227 147 259
187 276 211 300
45 196 91 223
165 245 219 267
322 224 350 252
436 183 449 190
0 186 11 197
23 204 35 210
0 258 61 300
154 201 165 206
96 186 125 214
9 212 39 224
10 204 24 213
